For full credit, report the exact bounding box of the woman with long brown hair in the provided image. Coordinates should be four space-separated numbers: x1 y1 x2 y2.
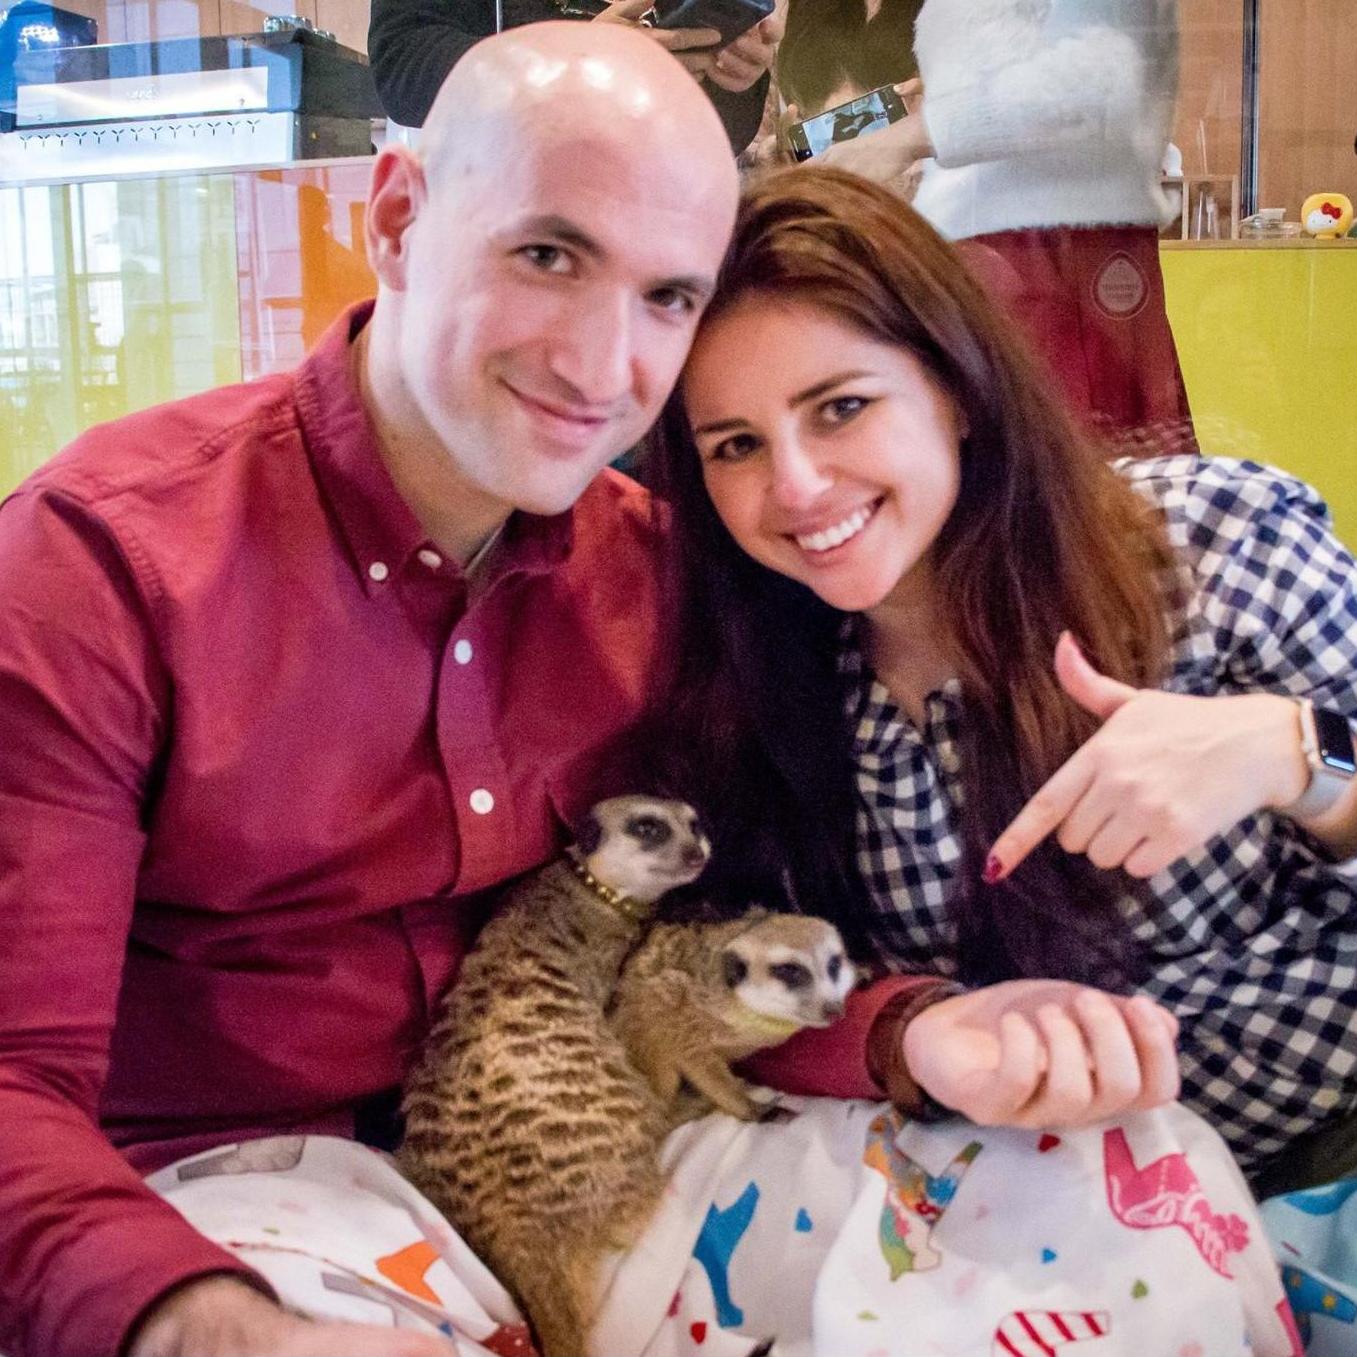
643 165 1357 1201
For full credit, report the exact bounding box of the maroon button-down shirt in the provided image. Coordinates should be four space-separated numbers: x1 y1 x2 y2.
0 302 683 1356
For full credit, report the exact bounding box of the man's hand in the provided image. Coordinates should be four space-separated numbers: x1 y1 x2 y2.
706 12 784 94
986 632 1310 883
129 1276 458 1357
903 980 1180 1129
592 0 720 79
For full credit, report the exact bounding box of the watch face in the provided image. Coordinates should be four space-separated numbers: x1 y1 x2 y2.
1314 706 1357 775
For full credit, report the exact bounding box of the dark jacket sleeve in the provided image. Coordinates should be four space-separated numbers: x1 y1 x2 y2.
368 0 497 128
367 0 768 152
706 72 768 155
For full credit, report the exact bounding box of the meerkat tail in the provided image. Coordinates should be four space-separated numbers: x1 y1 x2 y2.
512 1243 599 1357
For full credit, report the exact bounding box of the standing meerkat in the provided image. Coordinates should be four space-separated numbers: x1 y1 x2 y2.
397 795 710 1357
610 909 856 1123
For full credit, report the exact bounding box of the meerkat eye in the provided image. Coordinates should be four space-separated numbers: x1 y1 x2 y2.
722 952 749 988
771 962 812 990
625 814 672 846
827 955 843 982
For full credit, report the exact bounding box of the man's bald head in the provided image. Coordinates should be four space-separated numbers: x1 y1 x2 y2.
417 21 733 190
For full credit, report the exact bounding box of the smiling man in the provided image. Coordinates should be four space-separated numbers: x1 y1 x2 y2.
0 24 737 1357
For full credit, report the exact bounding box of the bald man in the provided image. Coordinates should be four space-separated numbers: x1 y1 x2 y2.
0 25 737 1357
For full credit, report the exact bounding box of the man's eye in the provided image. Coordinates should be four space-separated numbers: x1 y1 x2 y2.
518 244 571 273
647 287 696 316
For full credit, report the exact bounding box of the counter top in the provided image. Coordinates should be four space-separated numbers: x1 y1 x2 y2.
1161 237 1357 250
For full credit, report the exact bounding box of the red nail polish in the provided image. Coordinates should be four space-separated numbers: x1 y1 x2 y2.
983 853 1003 885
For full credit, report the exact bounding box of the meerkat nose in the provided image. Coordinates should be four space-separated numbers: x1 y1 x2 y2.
681 846 708 869
821 1000 845 1022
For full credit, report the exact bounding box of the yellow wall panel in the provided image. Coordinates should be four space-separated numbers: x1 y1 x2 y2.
1162 244 1357 547
0 174 242 497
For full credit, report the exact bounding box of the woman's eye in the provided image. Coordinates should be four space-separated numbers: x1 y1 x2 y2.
822 395 868 424
518 244 571 273
708 433 760 463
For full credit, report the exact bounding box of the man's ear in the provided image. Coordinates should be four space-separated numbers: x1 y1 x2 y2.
365 145 427 293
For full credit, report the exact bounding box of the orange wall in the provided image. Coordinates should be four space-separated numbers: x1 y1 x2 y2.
1175 0 1243 184
1174 1 1357 219
1258 0 1357 219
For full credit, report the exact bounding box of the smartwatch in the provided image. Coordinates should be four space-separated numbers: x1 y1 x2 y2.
1285 697 1357 819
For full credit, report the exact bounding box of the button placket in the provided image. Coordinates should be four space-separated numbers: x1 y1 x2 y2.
436 624 514 892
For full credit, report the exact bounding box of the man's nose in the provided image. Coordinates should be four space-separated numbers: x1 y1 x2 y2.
547 289 634 406
768 438 833 511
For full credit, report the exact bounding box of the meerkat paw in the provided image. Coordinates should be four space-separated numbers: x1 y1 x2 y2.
668 1084 717 1126
747 1086 796 1123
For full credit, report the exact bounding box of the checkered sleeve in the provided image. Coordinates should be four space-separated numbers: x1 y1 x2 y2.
1119 455 1357 1169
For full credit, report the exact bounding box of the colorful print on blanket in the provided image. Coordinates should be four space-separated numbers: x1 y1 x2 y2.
148 1102 1301 1357
600 1099 1298 1357
1261 1177 1357 1357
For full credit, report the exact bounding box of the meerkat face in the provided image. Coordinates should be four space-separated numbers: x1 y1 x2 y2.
720 915 855 1030
574 796 711 904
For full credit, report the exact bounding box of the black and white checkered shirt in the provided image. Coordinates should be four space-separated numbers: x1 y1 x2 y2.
847 455 1357 1171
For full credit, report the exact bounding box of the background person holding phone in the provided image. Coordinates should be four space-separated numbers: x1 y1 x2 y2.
775 0 920 128
807 0 1197 458
738 0 920 183
368 0 784 154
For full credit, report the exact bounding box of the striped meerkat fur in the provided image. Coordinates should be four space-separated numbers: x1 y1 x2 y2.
398 796 710 1357
611 909 854 1123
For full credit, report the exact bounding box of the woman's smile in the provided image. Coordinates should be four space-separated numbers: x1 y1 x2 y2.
788 496 884 555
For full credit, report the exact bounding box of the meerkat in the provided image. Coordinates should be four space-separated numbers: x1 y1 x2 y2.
397 795 710 1357
610 908 855 1124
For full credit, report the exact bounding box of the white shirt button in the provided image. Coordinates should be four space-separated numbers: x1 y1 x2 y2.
469 788 495 815
453 639 474 665
417 548 442 570
367 561 389 583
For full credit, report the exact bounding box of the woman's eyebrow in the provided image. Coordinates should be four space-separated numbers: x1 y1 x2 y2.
691 371 873 437
789 371 872 406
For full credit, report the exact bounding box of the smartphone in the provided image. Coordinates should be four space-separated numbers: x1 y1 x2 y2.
652 0 774 50
786 84 909 162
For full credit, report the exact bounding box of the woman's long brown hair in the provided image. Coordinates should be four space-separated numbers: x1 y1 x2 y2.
642 167 1178 986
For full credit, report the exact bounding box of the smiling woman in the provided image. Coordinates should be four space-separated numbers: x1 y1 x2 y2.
641 165 1357 1198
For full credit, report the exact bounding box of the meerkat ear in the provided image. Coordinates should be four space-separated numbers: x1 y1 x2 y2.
721 950 748 989
574 812 603 856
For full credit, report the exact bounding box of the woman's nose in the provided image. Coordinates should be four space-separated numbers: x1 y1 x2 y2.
768 439 833 511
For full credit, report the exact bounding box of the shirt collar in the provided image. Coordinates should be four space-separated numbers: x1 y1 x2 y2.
293 300 574 596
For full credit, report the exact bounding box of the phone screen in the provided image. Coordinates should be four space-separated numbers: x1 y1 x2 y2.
796 88 901 159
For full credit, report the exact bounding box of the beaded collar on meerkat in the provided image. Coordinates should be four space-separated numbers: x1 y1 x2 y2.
567 851 651 926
